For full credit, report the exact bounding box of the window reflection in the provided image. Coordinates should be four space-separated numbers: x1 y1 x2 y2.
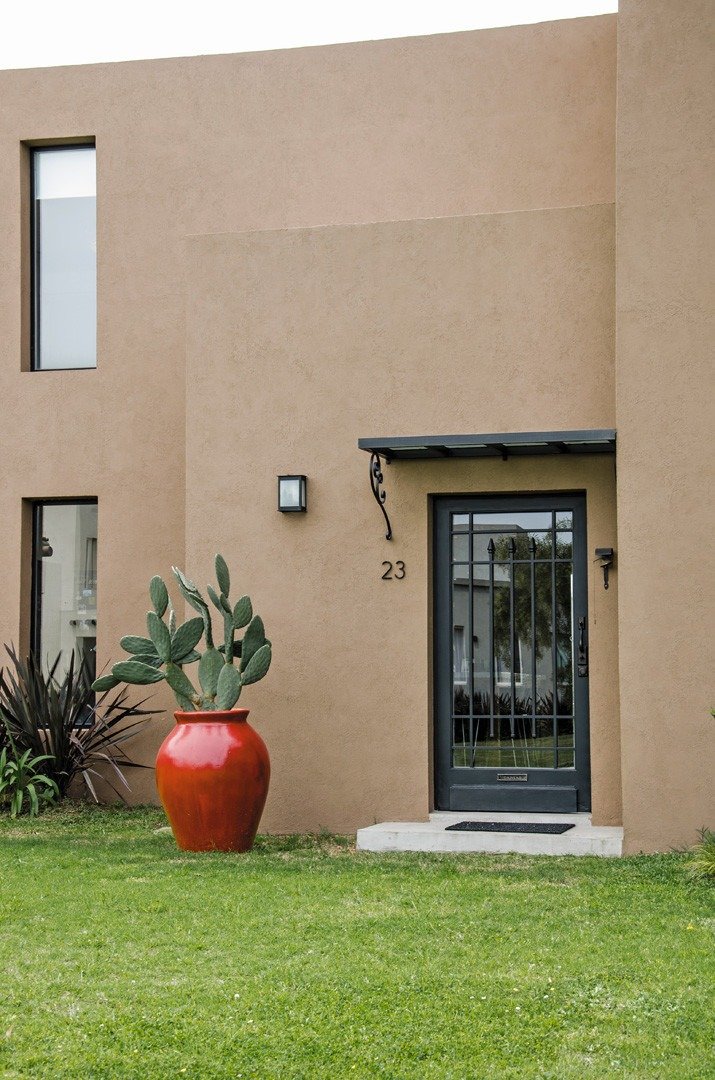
34 502 98 682
450 507 576 770
33 146 96 369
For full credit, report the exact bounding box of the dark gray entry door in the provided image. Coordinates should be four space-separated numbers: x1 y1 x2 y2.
434 495 591 812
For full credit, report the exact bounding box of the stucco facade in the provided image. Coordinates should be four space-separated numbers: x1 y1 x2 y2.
0 2 711 851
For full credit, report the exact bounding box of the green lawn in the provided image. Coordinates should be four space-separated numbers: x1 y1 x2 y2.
0 808 712 1079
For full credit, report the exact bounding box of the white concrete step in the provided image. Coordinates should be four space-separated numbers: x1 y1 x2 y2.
356 812 623 856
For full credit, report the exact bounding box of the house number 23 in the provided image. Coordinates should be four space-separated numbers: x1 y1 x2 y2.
382 561 406 580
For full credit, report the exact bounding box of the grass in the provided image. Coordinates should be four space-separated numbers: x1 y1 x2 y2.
0 808 713 1079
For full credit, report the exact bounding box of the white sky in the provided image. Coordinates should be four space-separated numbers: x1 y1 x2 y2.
1 1 617 71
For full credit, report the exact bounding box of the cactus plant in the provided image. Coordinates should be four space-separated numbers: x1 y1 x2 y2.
91 556 272 711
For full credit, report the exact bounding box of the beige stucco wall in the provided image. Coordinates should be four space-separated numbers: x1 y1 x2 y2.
0 8 708 849
0 23 615 628
184 207 620 831
0 17 617 819
615 0 714 853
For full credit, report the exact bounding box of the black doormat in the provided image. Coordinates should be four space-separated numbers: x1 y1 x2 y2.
445 821 575 834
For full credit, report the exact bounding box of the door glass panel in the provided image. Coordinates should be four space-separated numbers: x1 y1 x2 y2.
473 747 556 768
451 551 470 716
530 531 552 557
472 511 553 530
555 532 572 560
452 531 469 562
557 716 574 744
452 619 469 717
513 554 533 713
450 505 576 771
471 581 490 714
473 531 496 563
452 716 470 766
492 567 512 692
533 562 553 711
555 561 574 716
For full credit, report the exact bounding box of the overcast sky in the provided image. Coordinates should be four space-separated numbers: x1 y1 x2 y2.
1 1 617 70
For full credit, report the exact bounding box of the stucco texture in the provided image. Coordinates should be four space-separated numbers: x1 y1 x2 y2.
184 207 620 832
0 17 618 823
615 0 715 852
1 6 708 849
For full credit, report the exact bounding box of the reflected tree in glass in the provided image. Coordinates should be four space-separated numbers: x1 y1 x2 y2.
490 532 573 713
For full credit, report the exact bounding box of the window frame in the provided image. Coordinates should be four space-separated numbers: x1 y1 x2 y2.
30 498 99 662
30 142 97 373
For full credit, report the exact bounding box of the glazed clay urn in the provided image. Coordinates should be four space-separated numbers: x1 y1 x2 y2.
156 708 270 852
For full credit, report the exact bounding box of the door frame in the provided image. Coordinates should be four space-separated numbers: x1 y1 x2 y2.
433 492 591 813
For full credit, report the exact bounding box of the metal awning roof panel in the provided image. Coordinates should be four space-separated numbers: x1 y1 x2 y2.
357 430 616 461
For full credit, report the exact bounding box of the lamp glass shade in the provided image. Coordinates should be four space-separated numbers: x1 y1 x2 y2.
278 475 306 512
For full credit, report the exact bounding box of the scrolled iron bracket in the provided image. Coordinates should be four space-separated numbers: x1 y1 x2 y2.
369 452 393 541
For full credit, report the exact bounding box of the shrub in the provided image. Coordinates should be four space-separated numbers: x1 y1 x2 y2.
0 647 157 803
0 741 59 817
686 828 715 882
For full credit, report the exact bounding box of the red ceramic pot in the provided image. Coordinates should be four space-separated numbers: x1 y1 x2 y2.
155 708 270 852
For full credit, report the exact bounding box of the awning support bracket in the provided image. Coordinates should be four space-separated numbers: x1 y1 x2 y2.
369 452 393 541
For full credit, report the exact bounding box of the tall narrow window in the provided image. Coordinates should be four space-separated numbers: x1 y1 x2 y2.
32 146 96 369
31 501 98 683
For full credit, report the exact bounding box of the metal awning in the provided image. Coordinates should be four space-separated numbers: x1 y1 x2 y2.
358 430 616 541
358 429 616 461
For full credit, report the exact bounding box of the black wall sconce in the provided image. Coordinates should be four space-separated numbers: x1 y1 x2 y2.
277 475 307 513
595 548 614 590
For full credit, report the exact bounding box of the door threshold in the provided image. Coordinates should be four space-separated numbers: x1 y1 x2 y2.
356 813 623 857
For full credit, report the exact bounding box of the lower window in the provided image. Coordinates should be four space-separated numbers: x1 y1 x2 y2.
31 500 98 682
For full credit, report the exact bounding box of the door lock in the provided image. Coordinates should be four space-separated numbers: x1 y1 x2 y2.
577 616 588 677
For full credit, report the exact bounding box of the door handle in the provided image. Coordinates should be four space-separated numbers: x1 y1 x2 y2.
577 616 588 677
